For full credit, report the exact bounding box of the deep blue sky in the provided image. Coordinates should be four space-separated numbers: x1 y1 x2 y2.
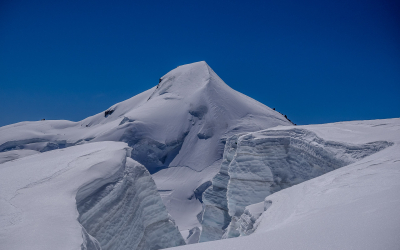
1 0 399 127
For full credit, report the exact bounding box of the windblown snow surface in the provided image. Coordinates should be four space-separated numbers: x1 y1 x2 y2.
172 118 400 250
0 61 292 236
0 141 185 250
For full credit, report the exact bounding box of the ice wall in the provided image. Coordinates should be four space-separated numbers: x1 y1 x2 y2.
198 134 245 242
77 158 186 250
237 200 271 237
0 142 185 250
199 128 392 241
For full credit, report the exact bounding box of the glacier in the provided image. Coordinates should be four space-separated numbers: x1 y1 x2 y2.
172 118 400 250
0 141 185 250
0 61 293 234
199 122 393 241
1 61 399 249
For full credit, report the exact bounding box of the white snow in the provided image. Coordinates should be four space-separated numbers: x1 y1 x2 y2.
171 118 400 250
199 118 393 241
0 149 39 164
0 61 292 233
0 141 185 250
1 61 398 249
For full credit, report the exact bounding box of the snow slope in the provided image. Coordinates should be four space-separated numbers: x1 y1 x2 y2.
0 141 185 250
0 149 39 164
172 118 400 250
0 61 292 233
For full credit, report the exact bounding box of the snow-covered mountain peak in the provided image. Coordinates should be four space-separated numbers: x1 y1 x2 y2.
78 61 222 127
149 61 225 100
0 61 293 235
76 61 289 145
2 61 398 249
161 61 211 85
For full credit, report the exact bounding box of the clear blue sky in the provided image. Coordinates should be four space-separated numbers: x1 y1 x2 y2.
1 0 399 127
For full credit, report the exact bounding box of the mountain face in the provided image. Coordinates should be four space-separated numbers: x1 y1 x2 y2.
0 61 291 171
0 61 293 235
